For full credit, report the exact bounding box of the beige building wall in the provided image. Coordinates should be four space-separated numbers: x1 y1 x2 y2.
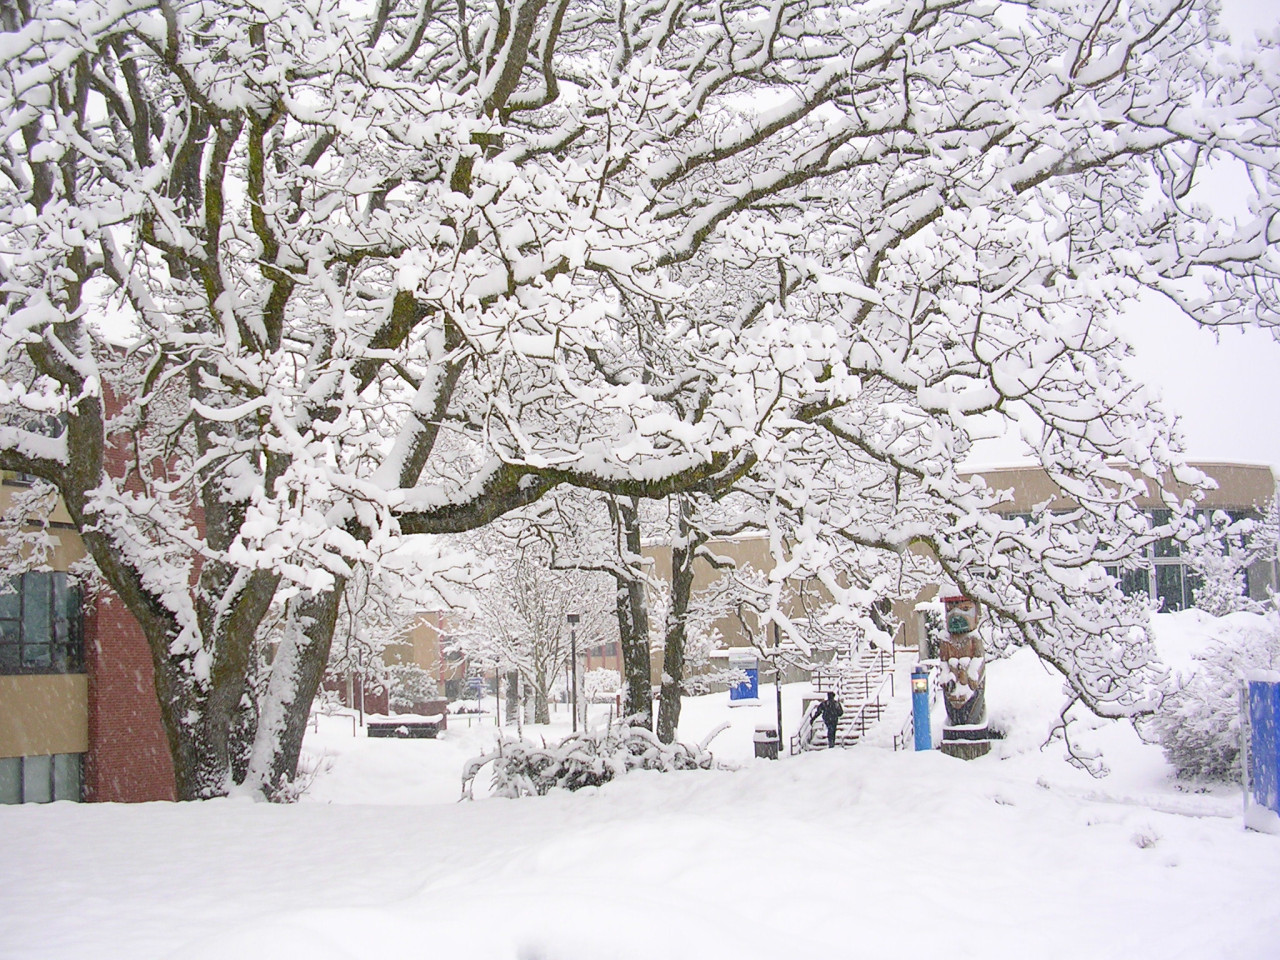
396 463 1280 691
892 461 1280 647
0 674 89 758
643 535 844 685
967 461 1277 514
0 477 91 760
0 474 87 571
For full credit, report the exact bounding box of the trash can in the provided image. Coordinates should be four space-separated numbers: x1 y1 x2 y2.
754 723 779 760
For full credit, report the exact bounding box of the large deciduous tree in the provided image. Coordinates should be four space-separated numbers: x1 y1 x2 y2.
0 0 1277 797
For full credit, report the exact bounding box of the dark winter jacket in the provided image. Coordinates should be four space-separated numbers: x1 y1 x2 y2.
815 697 844 727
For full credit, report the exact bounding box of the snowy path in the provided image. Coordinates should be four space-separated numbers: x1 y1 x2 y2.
4 636 1280 959
4 665 1280 960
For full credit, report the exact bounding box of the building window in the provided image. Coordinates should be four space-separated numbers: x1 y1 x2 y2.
1154 562 1190 612
0 571 83 674
1105 507 1259 612
0 753 82 803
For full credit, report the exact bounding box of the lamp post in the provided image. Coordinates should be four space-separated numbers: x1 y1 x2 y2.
772 623 784 750
568 613 580 733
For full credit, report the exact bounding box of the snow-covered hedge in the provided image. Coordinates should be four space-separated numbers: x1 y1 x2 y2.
462 725 721 799
1152 612 1280 782
387 663 438 713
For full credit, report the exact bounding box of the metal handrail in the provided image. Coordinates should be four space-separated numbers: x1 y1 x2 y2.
843 670 895 741
792 655 896 754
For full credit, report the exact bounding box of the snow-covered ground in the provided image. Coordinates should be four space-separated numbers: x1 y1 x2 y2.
4 614 1280 960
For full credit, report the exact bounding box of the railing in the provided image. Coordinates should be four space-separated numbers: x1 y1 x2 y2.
791 653 896 755
811 647 892 700
843 671 895 742
790 710 817 755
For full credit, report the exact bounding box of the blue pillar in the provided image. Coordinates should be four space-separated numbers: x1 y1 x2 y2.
912 667 932 751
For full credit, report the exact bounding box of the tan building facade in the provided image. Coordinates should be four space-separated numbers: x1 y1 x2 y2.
0 470 176 804
965 461 1279 613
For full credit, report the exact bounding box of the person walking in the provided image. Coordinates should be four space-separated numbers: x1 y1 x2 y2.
814 691 843 748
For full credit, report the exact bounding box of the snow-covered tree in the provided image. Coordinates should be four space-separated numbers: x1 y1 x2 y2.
386 662 439 714
2 0 1279 798
453 545 615 724
512 489 664 727
1152 610 1280 781
1187 503 1277 616
319 560 457 712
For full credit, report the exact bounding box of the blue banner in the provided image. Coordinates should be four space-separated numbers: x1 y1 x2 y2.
1249 678 1280 817
729 652 759 701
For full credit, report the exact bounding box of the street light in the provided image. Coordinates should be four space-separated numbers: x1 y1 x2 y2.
568 613 580 733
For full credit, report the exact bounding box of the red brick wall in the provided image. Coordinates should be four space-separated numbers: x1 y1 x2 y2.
82 380 179 801
322 673 389 716
83 591 176 802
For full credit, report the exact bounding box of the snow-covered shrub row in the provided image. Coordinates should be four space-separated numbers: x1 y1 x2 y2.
1151 612 1280 781
462 725 718 799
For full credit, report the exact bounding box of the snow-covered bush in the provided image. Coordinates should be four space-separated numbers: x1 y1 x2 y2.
1152 612 1280 781
461 725 719 799
1186 510 1269 617
583 668 621 703
387 664 439 714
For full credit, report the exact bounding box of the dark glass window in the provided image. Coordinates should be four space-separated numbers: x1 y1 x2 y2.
1120 567 1150 599
0 572 82 674
1156 564 1188 612
1149 509 1182 559
1105 564 1151 601
1184 567 1205 609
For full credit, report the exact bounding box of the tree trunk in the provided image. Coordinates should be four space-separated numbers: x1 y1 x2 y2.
657 499 700 744
610 497 652 728
532 664 551 724
243 584 343 798
505 670 520 725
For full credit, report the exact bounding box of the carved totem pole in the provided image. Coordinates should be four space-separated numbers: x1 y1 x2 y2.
939 595 991 758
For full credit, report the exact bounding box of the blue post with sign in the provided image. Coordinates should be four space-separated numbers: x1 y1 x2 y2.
1245 673 1280 833
911 666 932 751
728 650 759 703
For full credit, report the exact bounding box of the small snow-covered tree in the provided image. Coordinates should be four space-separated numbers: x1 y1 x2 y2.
386 663 439 714
321 563 448 712
1187 501 1278 617
1152 611 1280 781
1187 511 1260 617
454 545 615 725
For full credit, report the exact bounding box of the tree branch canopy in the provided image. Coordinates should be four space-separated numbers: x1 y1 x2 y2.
0 0 1277 793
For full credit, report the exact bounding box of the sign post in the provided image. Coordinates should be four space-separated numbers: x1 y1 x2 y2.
728 650 759 703
1244 672 1280 834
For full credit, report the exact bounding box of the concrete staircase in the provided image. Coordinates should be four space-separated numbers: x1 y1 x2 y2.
790 646 897 754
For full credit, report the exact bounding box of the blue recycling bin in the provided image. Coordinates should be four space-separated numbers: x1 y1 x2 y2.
911 667 932 751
